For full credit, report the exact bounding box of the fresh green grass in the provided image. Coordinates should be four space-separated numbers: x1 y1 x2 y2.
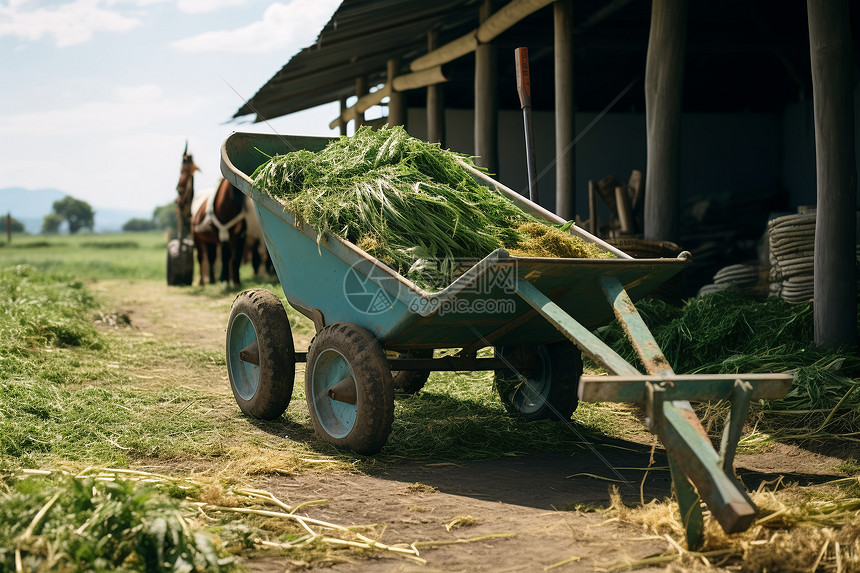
253 125 607 290
0 231 167 280
598 290 860 437
0 380 231 468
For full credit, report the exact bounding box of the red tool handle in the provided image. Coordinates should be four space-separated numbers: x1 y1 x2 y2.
514 47 531 109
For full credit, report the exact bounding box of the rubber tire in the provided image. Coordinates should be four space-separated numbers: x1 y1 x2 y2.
494 341 581 421
389 349 433 394
305 322 394 455
226 289 295 420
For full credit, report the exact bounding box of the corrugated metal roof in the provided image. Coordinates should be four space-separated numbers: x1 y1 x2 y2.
234 0 484 122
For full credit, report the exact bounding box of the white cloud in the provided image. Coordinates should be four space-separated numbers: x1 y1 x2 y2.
0 0 141 47
0 84 205 137
177 0 246 15
171 0 340 54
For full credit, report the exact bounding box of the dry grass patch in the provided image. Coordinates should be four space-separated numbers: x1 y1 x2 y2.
600 478 860 572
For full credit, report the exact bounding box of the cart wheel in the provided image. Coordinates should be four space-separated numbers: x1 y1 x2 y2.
388 349 433 394
305 322 394 455
226 289 295 420
494 341 581 421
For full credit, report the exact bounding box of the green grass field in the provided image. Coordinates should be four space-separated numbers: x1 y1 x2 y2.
0 231 168 280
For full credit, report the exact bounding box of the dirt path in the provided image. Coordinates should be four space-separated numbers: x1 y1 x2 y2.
91 279 850 572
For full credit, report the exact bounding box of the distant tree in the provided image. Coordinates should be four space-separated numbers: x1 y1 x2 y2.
152 203 177 231
42 213 64 234
0 215 25 233
122 218 157 232
51 196 94 234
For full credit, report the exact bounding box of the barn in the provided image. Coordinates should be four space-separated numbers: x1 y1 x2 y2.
233 0 858 345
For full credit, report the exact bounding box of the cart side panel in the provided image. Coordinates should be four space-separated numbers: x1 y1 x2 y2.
384 258 688 350
254 204 424 340
223 132 332 189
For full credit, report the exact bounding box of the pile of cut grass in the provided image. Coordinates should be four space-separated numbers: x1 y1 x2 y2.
252 125 610 289
0 473 236 572
597 290 860 436
1 468 462 571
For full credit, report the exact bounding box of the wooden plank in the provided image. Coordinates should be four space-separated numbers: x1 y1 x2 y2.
391 66 448 92
329 85 391 130
354 77 367 129
410 0 555 72
578 373 793 403
615 185 634 233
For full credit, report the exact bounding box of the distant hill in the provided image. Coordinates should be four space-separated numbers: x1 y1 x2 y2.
0 187 152 234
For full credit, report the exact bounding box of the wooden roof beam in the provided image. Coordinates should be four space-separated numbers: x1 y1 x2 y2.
410 0 556 72
329 67 449 129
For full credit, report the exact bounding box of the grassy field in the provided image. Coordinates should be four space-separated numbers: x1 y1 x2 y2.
0 231 168 280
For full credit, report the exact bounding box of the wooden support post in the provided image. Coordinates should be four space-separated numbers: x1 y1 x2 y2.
338 98 348 136
387 58 407 128
474 0 498 173
554 0 575 221
588 179 598 236
807 0 857 347
427 31 445 144
643 0 687 244
355 77 367 130
615 186 634 233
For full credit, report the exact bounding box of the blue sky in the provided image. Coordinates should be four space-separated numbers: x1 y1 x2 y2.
0 0 342 214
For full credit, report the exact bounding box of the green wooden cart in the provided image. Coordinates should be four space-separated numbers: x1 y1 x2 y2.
220 131 791 547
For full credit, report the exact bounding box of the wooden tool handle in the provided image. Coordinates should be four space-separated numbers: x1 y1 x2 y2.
514 47 531 109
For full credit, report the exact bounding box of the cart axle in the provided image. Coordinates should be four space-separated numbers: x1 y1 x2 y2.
239 341 259 366
327 377 357 405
